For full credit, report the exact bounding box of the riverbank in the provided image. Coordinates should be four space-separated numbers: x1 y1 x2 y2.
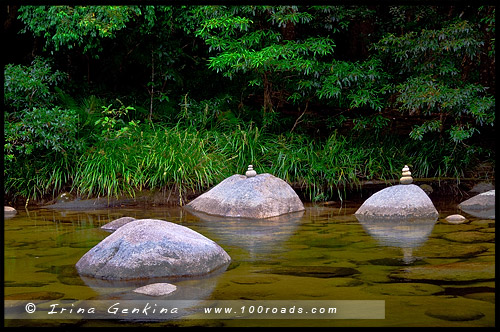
7 177 493 211
4 119 495 210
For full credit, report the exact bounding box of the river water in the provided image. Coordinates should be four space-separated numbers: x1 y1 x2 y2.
4 197 495 327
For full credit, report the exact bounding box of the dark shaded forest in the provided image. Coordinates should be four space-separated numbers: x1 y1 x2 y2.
3 5 495 205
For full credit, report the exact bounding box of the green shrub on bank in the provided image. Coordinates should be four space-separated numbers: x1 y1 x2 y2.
70 122 491 204
4 107 84 202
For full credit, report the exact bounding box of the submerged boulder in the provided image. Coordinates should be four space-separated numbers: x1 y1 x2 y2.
76 219 231 280
458 190 495 219
186 171 305 219
101 216 136 231
355 184 439 219
389 261 495 283
133 283 177 296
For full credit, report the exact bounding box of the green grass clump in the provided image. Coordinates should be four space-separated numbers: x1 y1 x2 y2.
72 125 229 204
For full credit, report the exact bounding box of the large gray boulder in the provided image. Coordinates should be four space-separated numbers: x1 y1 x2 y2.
458 190 495 219
185 173 305 219
355 184 439 219
76 219 231 280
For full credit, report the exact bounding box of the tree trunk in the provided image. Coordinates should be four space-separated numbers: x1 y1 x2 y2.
479 6 495 92
149 49 154 123
263 71 273 114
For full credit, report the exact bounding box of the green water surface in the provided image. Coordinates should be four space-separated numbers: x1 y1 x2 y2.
4 199 495 327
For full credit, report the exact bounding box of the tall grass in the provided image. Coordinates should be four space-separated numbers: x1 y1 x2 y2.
8 117 490 205
73 125 230 204
74 143 138 199
70 122 492 204
5 154 76 203
209 123 272 173
136 126 229 204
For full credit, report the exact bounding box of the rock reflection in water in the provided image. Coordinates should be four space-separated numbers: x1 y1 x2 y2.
355 215 437 264
185 210 304 254
77 269 227 320
459 206 495 219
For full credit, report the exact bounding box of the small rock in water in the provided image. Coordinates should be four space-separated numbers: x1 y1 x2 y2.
4 206 17 215
469 182 494 194
55 192 75 203
419 184 433 195
444 214 467 224
133 283 177 296
101 216 136 231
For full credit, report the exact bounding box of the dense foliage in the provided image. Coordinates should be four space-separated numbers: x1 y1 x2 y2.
3 5 495 204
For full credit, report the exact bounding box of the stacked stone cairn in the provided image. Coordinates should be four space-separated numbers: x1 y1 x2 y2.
245 165 257 178
400 165 413 184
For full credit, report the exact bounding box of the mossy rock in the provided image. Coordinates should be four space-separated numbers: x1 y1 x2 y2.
261 266 361 278
5 291 65 301
464 292 495 304
441 231 495 243
362 282 444 296
4 281 53 287
230 275 280 285
414 242 489 258
366 257 426 266
470 220 494 226
325 277 364 287
425 307 484 321
389 261 495 283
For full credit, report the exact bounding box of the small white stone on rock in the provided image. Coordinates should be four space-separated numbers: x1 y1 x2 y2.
133 283 177 296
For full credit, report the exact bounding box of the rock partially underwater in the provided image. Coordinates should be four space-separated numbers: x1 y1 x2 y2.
76 219 231 280
186 171 305 219
458 190 495 219
355 166 439 219
355 184 439 219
